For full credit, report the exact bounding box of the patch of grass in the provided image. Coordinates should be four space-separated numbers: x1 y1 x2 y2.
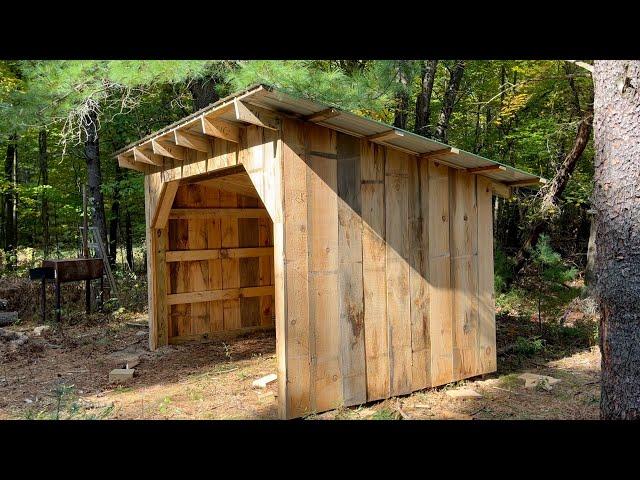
113 386 133 395
499 373 520 389
372 408 401 420
158 396 172 415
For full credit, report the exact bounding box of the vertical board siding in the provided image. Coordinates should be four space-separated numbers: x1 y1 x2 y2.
186 184 210 334
307 124 342 413
220 189 241 330
385 148 412 396
282 118 312 417
477 176 497 373
336 132 367 406
428 161 453 386
361 142 389 401
408 155 431 391
450 170 479 380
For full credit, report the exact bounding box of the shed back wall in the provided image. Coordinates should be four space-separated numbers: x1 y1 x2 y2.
279 119 496 417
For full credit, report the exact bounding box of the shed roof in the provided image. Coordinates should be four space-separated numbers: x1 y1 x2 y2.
116 83 544 186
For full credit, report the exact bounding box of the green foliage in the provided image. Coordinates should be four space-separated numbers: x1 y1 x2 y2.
514 336 546 356
494 247 515 294
532 234 578 286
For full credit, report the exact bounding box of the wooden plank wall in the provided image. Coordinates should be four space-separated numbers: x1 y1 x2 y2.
166 182 274 343
279 119 496 417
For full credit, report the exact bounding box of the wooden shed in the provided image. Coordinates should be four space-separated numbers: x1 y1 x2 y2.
115 84 543 419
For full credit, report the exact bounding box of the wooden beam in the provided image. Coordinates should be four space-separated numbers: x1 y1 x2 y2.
466 165 507 174
506 178 546 187
234 99 278 130
166 247 274 262
152 139 186 161
168 208 270 220
152 181 180 229
420 147 460 159
303 108 340 123
490 181 512 199
365 129 404 142
167 285 275 306
133 147 163 166
168 325 275 345
201 116 240 143
174 129 210 153
118 154 146 173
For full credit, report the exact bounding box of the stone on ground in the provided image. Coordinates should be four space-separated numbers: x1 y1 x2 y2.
109 368 135 383
33 325 51 336
518 373 560 390
446 388 483 399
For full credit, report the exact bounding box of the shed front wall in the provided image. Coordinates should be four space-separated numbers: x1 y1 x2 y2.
278 119 496 418
142 115 496 419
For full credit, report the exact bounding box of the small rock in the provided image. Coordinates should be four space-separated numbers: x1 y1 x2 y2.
518 373 561 390
33 325 51 336
252 373 277 389
446 388 483 399
109 368 135 383
135 330 147 337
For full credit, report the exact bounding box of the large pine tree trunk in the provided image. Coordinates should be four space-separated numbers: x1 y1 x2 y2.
414 60 438 137
593 60 640 419
82 108 108 253
3 134 18 270
38 128 50 258
434 60 465 143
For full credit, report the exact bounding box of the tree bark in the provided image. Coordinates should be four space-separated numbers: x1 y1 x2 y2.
82 108 108 254
593 60 640 419
38 128 50 258
125 208 133 270
414 60 438 137
393 61 411 130
108 164 122 268
434 60 465 143
3 134 18 270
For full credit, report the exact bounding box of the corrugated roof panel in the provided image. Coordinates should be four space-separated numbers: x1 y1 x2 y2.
116 83 543 186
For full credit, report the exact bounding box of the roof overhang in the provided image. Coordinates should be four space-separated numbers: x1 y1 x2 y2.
115 83 545 189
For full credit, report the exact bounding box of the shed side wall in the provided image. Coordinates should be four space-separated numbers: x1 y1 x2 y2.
279 119 496 417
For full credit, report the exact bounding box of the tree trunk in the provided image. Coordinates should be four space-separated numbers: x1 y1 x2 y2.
38 128 50 258
82 108 108 254
108 164 122 268
513 102 594 273
434 60 465 143
189 77 220 111
125 209 133 271
3 134 18 270
393 61 410 130
585 210 597 288
414 60 438 137
593 60 640 419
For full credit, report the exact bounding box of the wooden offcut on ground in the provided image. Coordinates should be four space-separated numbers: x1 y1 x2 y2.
114 84 544 419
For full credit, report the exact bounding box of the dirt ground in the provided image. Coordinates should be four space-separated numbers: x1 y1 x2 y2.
0 311 600 420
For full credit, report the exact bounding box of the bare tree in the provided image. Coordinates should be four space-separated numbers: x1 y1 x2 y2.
434 60 466 143
414 60 438 137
